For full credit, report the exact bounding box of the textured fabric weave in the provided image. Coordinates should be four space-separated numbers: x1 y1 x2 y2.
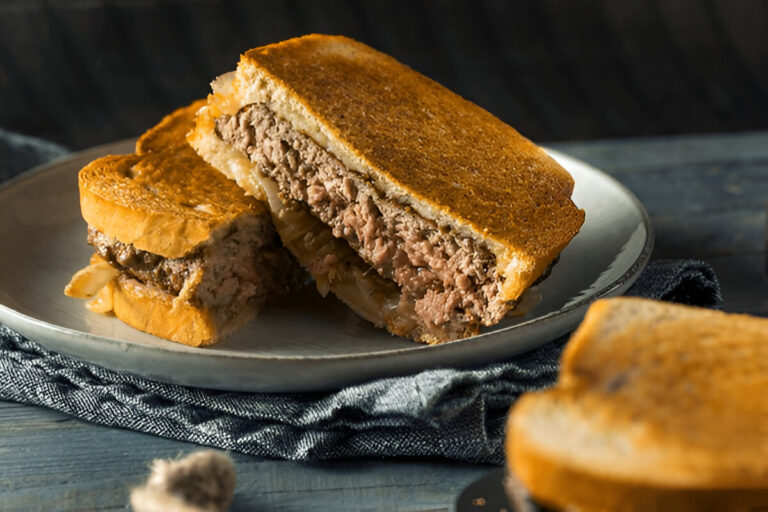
0 127 68 182
0 132 723 464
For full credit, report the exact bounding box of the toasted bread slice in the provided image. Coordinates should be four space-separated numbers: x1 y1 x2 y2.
506 298 768 511
67 102 297 346
79 99 268 259
190 34 584 343
107 274 255 346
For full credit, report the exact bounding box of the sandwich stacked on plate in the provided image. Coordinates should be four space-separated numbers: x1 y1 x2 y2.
189 34 585 343
506 298 768 511
65 101 299 346
68 34 585 346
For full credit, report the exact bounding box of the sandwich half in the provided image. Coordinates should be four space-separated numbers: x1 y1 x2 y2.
65 100 298 346
190 34 585 343
506 298 768 511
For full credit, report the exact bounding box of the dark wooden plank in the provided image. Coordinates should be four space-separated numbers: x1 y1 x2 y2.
609 163 768 216
0 402 491 511
549 131 768 170
708 254 768 316
652 209 765 258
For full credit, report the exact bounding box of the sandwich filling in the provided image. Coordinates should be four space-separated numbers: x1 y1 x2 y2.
214 103 510 334
87 218 294 320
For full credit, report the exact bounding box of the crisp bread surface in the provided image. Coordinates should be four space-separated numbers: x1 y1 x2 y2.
78 100 267 258
81 101 265 228
132 99 266 218
242 34 584 257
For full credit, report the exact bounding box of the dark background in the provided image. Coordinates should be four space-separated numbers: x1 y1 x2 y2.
2 0 768 150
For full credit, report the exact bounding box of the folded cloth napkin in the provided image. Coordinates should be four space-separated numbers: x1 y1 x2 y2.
0 127 68 182
0 132 723 465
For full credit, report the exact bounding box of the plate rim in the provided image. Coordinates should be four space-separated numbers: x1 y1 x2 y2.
0 142 653 383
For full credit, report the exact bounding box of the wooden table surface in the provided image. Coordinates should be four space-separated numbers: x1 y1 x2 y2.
2 131 767 511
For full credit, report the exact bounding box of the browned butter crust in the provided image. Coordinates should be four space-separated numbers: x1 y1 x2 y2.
79 99 268 259
241 35 584 263
189 34 585 342
70 101 298 346
506 298 768 511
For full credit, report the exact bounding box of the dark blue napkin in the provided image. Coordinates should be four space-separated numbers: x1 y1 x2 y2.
0 127 68 182
0 131 722 464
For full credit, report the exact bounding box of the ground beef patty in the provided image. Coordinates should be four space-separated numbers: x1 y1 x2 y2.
88 226 201 297
88 220 294 317
215 103 510 329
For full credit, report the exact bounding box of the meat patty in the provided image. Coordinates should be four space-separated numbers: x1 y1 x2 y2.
88 218 296 318
88 226 199 297
215 103 510 330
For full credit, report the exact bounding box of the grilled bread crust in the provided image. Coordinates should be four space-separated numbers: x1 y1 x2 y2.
506 298 768 511
110 275 220 347
197 34 584 303
79 100 268 259
70 102 294 346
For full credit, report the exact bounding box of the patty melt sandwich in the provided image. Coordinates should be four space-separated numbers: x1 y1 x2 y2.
506 298 768 511
190 34 585 343
65 101 298 346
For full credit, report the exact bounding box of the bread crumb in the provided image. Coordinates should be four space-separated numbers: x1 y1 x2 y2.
130 450 236 512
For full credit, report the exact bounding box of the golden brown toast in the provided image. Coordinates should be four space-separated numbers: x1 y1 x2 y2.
190 35 584 343
196 34 584 302
67 102 296 346
79 99 267 259
506 298 768 511
240 35 582 268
